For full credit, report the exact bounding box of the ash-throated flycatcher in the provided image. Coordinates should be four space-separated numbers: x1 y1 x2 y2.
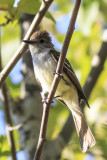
23 30 95 152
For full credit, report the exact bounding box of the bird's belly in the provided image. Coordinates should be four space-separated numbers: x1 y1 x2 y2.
35 68 71 96
33 57 72 97
35 68 54 91
33 58 55 92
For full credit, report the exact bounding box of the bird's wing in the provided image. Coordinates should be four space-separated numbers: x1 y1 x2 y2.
50 49 90 108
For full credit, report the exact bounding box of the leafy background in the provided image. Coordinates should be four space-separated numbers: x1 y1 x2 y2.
0 0 107 160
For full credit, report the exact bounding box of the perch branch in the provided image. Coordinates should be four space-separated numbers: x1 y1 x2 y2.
33 0 82 160
0 0 53 87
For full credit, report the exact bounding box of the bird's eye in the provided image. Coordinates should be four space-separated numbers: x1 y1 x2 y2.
40 39 44 43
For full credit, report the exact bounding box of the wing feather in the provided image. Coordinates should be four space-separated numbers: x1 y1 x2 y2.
50 49 90 108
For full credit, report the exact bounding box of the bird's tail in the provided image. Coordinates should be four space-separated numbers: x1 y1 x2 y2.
72 111 96 152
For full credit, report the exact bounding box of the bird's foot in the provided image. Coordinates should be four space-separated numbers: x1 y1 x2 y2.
53 70 70 86
41 91 49 104
41 91 54 104
53 70 63 78
54 95 60 99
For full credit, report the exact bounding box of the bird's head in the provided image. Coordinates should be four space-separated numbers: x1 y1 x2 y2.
23 30 54 54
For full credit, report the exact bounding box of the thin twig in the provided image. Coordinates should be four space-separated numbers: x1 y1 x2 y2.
0 0 53 87
0 28 17 160
8 115 38 131
8 123 23 131
33 0 82 160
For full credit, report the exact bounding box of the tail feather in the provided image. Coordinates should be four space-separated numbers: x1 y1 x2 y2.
72 112 95 152
58 97 96 152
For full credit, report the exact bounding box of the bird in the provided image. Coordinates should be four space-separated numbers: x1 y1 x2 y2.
23 29 95 152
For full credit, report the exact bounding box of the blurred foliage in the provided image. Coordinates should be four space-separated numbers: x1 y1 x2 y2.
0 0 55 25
0 128 21 160
47 100 70 139
0 0 107 160
0 135 11 159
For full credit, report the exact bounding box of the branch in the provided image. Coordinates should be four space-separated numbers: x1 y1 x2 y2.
0 28 17 160
59 30 107 146
0 0 53 87
33 0 82 160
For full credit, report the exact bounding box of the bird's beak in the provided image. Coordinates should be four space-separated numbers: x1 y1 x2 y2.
23 40 36 44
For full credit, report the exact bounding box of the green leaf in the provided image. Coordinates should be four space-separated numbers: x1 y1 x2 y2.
0 0 55 24
0 0 14 11
45 12 56 23
0 12 8 25
17 0 55 22
0 151 11 156
17 0 41 15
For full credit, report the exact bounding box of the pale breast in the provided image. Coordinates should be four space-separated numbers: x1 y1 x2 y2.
32 51 56 92
32 51 73 97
